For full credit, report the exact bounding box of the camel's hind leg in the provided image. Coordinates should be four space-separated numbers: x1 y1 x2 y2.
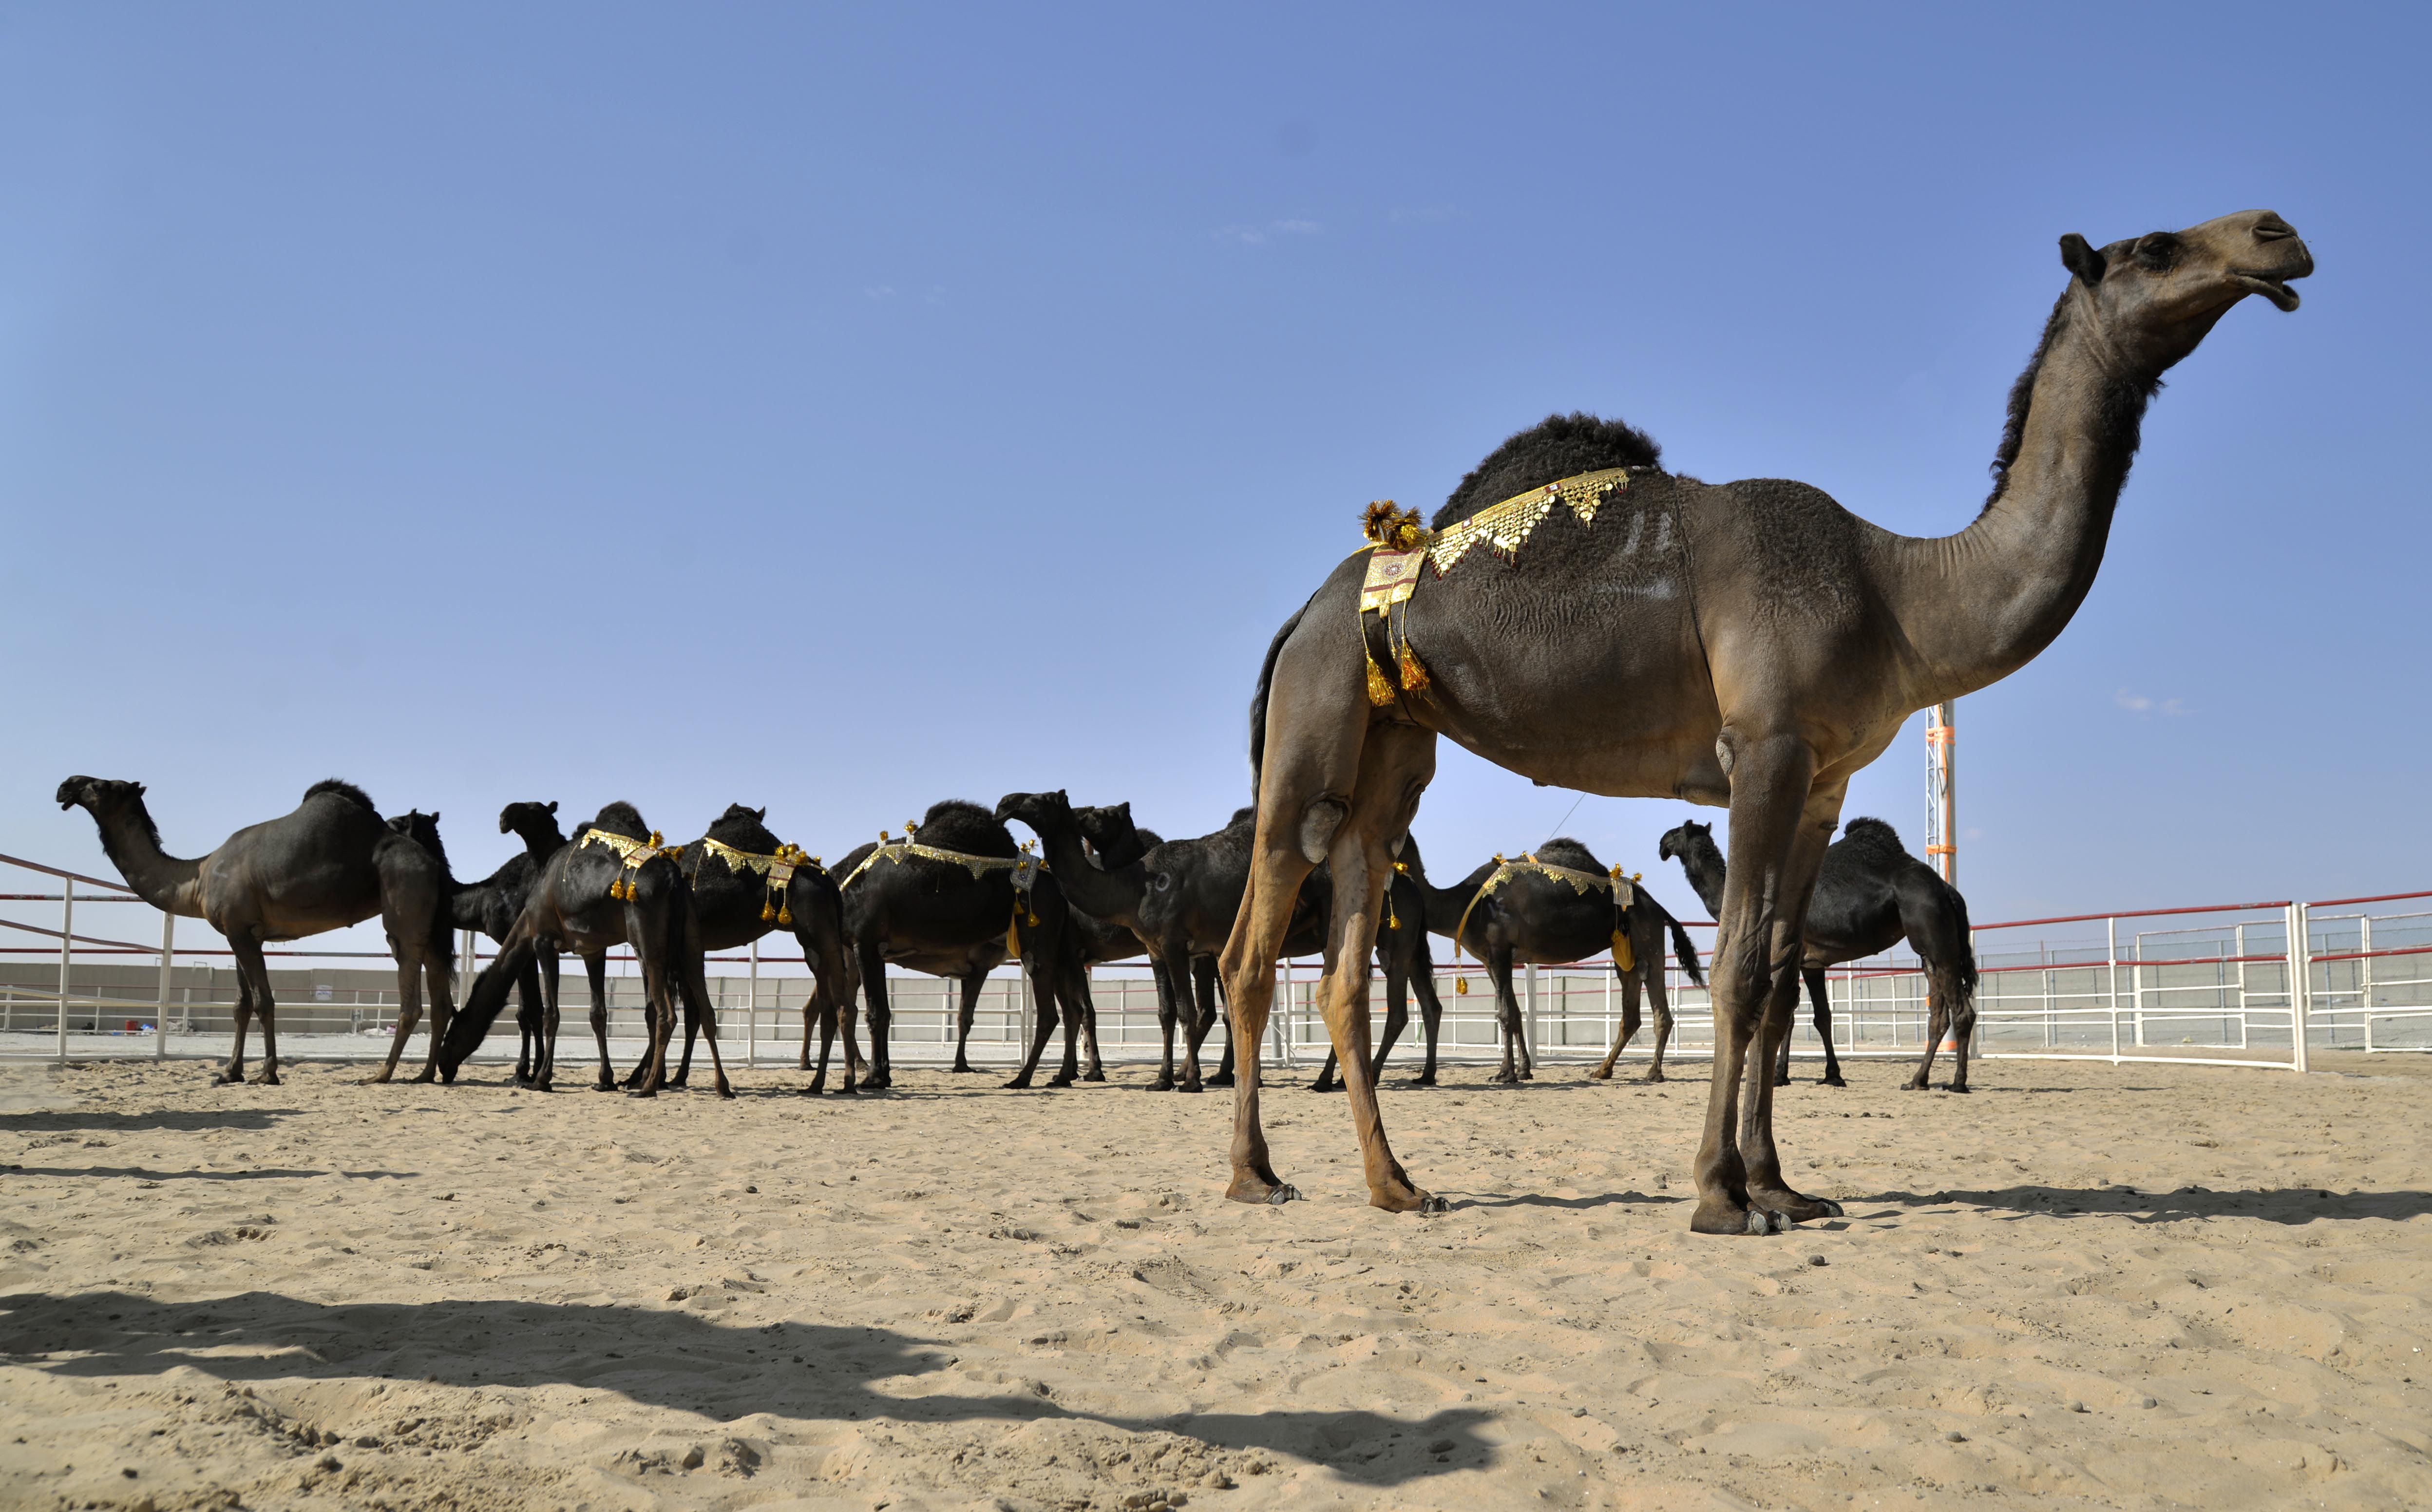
228 938 279 1085
223 959 256 1085
370 933 422 1086
1591 957 1640 1080
1309 722 1440 1211
949 966 984 1075
1807 967 1845 1087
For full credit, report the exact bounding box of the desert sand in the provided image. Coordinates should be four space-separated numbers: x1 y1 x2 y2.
1 1049 2427 1512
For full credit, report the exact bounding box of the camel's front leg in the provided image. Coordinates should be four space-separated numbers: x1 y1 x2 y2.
371 935 422 1087
1807 967 1846 1087
1734 772 1846 1226
1591 957 1640 1080
948 966 982 1075
1692 730 1823 1236
1188 955 1231 1088
1485 948 1526 1083
582 952 616 1091
856 936 894 1091
1217 840 1306 1205
224 959 256 1085
1642 924 1678 1083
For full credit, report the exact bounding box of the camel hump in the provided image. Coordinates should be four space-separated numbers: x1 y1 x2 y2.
912 800 1017 857
587 801 652 841
305 778 377 813
703 808 783 853
1533 836 1605 874
1433 412 1663 530
1836 816 1910 862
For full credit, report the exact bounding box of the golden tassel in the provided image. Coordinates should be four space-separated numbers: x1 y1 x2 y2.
760 899 776 923
1005 917 1021 962
1365 652 1395 707
1455 975 1469 996
1398 639 1430 698
777 904 793 927
1611 930 1635 973
1385 894 1399 930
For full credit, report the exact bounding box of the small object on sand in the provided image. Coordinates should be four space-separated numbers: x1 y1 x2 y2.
1944 1431 1966 1443
1808 1254 1828 1266
2066 1401 2088 1414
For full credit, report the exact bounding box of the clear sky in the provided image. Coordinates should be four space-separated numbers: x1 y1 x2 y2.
3 4 2422 945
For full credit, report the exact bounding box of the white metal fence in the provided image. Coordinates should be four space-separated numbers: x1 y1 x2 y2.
6 849 2428 1073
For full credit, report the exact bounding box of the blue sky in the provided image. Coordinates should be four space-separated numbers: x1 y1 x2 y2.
3 4 2422 945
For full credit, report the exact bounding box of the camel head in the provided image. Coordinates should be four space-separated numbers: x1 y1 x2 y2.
993 790 1071 830
56 776 143 814
497 799 558 836
2059 209 2311 371
1656 820 1714 865
1072 800 1136 855
715 803 768 825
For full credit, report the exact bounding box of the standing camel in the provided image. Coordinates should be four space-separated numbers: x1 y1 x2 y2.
1217 210 2310 1230
385 809 555 1086
1660 817 1978 1091
836 800 1080 1092
1368 836 1695 1084
664 804 861 1094
55 777 454 1086
435 801 729 1098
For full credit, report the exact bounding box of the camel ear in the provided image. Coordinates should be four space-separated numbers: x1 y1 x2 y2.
546 801 557 813
132 783 146 798
430 811 441 824
754 807 766 821
2060 233 2107 286
1113 801 1130 820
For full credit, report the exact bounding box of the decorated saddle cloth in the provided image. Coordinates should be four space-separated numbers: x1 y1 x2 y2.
1449 853 1640 971
697 836 820 926
837 824 1046 958
580 827 680 902
1355 467 1633 706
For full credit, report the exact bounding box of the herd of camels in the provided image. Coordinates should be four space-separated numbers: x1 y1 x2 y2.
54 210 2312 1235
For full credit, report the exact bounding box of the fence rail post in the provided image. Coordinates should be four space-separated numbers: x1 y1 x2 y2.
2288 901 2312 1073
57 875 73 1064
747 937 759 1070
157 909 174 1060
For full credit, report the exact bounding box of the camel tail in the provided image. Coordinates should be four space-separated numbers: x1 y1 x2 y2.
1247 591 1317 802
1949 886 1979 997
1668 918 1706 987
437 936 533 1072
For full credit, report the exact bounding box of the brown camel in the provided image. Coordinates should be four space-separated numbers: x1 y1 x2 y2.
1217 209 2311 1230
54 777 455 1086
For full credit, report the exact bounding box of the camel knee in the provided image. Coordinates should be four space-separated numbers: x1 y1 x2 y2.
1298 797 1347 865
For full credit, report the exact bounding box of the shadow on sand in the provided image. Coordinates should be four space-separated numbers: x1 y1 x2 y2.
0 1289 1493 1488
1873 1184 2432 1225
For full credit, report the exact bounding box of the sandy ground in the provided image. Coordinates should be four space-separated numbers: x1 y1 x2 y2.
1 1050 2427 1512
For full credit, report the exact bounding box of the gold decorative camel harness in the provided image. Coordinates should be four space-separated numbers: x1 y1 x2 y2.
1356 466 1633 706
580 827 681 901
1440 853 1642 983
837 823 1045 959
697 836 820 926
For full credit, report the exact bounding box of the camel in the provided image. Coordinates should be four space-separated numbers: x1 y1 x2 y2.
1586 876 1705 1083
996 791 1217 1090
836 800 1081 1092
434 801 729 1098
1365 836 1699 1084
1660 817 1978 1091
384 809 556 1085
1304 851 1444 1093
1217 209 2311 1229
663 804 861 1094
493 800 575 1081
55 777 454 1086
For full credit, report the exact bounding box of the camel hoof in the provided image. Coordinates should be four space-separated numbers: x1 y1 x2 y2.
1418 1193 1449 1214
1588 1067 1612 1081
1750 1209 1787 1235
1179 1082 1203 1095
1946 1083 1972 1094
716 1085 736 1101
1823 1076 1847 1088
1204 1073 1235 1089
627 1087 658 1099
1047 1074 1077 1089
1265 1184 1303 1206
1643 1071 1666 1084
249 1072 281 1087
1146 1078 1176 1093
1307 1081 1334 1095
1002 1077 1033 1091
1083 1070 1106 1083
950 1063 980 1075
1411 1074 1437 1088
592 1080 619 1093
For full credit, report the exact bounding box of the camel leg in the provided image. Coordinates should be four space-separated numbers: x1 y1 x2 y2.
581 952 617 1091
627 919 683 1098
856 936 894 1091
1807 966 1845 1087
1907 963 1957 1092
674 924 733 1100
1147 953 1183 1092
513 958 535 1085
223 958 256 1085
1735 777 1846 1226
1410 955 1444 1087
949 965 983 1075
1004 951 1064 1091
1369 946 1410 1086
229 938 283 1086
1691 732 1831 1236
371 933 422 1086
1942 963 1977 1093
1069 957 1105 1082
1591 959 1639 1080
1311 1048 1341 1094
1309 725 1440 1210
1643 928 1677 1083
1485 948 1526 1083
532 947 561 1091
1217 832 1309 1203
1188 955 1231 1088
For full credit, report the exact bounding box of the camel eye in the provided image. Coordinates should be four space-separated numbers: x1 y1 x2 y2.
2133 232 2180 271
1154 873 1172 891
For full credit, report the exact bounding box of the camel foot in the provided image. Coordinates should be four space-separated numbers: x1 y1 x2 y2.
1370 1184 1445 1214
1308 1078 1337 1094
950 1062 979 1075
861 1071 893 1091
1410 1073 1438 1088
1226 1174 1303 1206
1204 1071 1235 1089
1690 1198 1788 1235
1945 1082 1971 1093
245 1070 280 1086
1588 1065 1613 1081
1822 1074 1847 1088
592 1078 619 1093
626 1086 659 1099
1642 1068 1667 1084
1146 1076 1177 1093
1179 1080 1203 1094
1083 1068 1106 1083
1046 1073 1077 1089
1002 1075 1034 1091
1489 1069 1520 1085
715 1080 735 1101
1748 1186 1842 1222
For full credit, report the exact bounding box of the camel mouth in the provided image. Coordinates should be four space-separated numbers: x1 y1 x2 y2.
2234 270 2302 311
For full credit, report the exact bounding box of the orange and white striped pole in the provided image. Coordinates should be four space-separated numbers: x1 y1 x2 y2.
1924 700 1957 887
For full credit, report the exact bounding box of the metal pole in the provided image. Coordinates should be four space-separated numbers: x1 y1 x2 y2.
2288 902 2312 1074
1524 963 1540 1065
57 875 74 1063
747 936 759 1069
2362 913 2375 1054
2107 915 2122 1063
1924 700 1957 886
157 909 174 1060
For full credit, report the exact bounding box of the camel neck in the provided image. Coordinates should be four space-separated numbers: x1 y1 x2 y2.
91 803 206 916
1028 818 1146 925
1886 290 2165 701
1672 845 1728 920
513 824 567 866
